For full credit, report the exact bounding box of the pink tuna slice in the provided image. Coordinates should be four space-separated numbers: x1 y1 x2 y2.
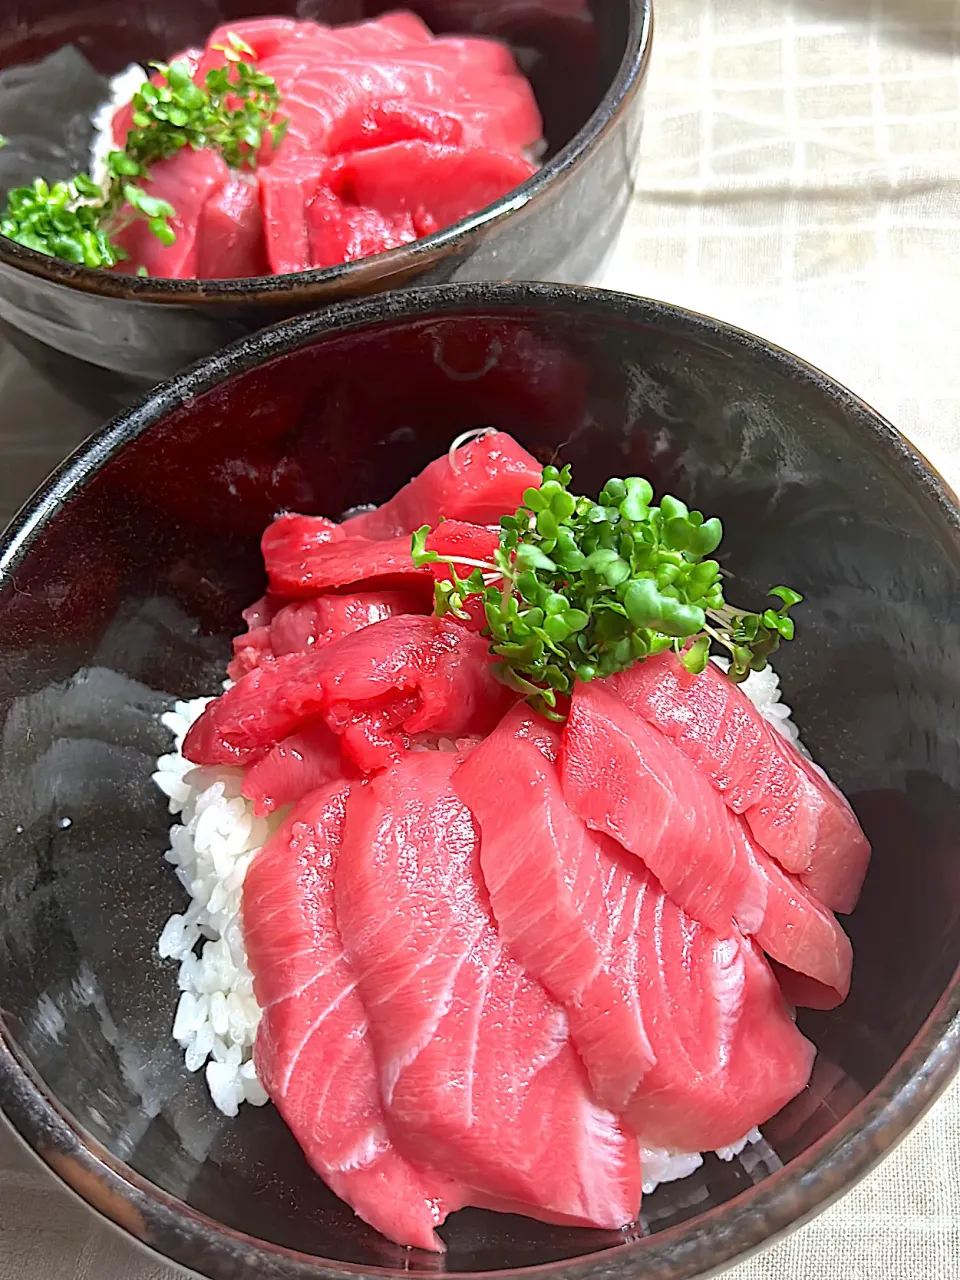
336 752 642 1228
270 589 428 657
322 99 464 154
611 654 871 913
612 873 816 1152
183 614 513 768
195 173 269 279
241 720 355 816
259 167 314 274
306 184 422 267
560 680 761 938
325 140 536 232
454 704 656 1111
263 527 430 598
112 150 229 278
733 819 853 1009
342 430 542 539
229 587 428 679
242 781 464 1250
560 678 852 1006
261 516 497 598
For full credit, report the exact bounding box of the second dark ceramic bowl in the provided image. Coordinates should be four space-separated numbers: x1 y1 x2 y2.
0 0 651 410
0 282 958 1279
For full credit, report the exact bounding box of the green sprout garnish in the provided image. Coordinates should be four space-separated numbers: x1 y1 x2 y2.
412 464 802 720
0 33 286 270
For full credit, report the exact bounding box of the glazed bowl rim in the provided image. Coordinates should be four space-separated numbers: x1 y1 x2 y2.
1 280 959 1280
0 1 653 306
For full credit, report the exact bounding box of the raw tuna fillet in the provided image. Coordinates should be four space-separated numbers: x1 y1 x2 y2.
319 615 514 770
454 705 655 1111
112 149 229 277
342 429 542 539
735 821 853 1009
262 517 497 599
271 590 428 655
336 752 642 1228
306 185 422 266
196 173 269 278
264 529 431 598
241 720 354 816
183 615 512 768
560 680 761 938
612 655 871 913
243 781 463 1250
229 589 425 679
560 679 852 1005
612 876 816 1152
319 141 536 232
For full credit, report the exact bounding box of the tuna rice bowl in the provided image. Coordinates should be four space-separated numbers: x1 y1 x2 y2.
2 11 545 279
150 426 870 1251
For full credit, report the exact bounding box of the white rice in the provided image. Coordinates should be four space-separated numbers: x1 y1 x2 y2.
152 666 800 1187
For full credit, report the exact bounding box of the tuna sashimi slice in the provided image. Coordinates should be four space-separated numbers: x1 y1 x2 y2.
264 528 431 599
262 515 497 599
229 588 427 679
735 821 853 1009
560 680 761 938
242 782 463 1250
113 149 229 278
323 99 465 154
612 655 871 913
306 184 421 266
183 615 513 768
336 752 642 1229
241 720 354 816
454 705 655 1111
343 430 542 539
613 872 816 1152
261 512 344 571
196 173 269 279
259 167 313 274
270 589 428 656
328 141 536 228
560 677 852 1005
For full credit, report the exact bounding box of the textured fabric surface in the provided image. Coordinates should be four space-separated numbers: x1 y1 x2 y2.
2 0 960 1275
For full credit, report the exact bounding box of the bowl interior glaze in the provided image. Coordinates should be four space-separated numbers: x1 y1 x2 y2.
0 285 958 1280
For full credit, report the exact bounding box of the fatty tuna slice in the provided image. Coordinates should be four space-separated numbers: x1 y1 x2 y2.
561 680 761 938
612 654 871 913
611 872 816 1152
454 705 655 1111
242 781 463 1250
561 678 852 1006
336 752 642 1229
183 615 512 768
735 821 853 1009
342 430 541 539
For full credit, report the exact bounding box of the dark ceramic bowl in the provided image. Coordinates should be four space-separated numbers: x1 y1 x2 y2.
1 282 959 1280
0 0 651 412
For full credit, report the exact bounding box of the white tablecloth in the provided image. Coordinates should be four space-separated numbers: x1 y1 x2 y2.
2 0 959 1275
